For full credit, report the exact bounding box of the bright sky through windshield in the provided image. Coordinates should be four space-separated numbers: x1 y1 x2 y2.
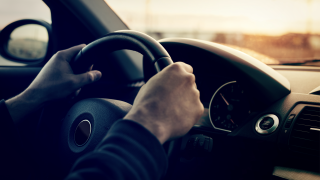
106 0 320 35
107 0 320 65
0 0 319 65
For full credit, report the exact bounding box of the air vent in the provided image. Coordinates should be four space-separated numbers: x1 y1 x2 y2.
289 106 320 156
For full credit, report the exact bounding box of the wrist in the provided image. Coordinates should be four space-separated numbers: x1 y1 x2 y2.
124 109 169 144
21 88 47 107
5 89 46 124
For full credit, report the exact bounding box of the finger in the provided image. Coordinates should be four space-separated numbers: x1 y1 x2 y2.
175 62 193 73
89 64 94 71
73 88 82 99
60 44 86 62
73 70 102 89
82 64 94 73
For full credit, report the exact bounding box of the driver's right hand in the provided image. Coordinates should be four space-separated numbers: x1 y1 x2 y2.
124 62 204 144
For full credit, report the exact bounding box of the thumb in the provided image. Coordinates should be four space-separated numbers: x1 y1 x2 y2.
74 70 102 88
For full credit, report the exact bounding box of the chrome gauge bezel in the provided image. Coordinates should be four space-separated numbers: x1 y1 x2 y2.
209 81 237 133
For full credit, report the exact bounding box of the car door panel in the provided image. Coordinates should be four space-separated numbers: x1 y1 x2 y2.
0 67 41 100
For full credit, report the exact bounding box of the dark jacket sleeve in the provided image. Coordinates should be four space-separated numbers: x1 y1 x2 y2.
0 100 16 140
0 99 25 180
65 120 168 180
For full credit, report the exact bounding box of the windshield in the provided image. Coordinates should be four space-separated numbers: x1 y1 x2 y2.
106 0 320 66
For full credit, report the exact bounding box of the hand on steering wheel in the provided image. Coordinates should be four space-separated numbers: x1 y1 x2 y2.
5 44 102 124
125 62 203 144
28 44 102 102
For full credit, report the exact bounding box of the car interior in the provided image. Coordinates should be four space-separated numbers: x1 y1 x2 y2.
0 0 319 180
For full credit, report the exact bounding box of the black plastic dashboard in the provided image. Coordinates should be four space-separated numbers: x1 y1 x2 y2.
158 38 320 180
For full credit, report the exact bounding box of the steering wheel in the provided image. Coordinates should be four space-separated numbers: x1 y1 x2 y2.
34 30 173 179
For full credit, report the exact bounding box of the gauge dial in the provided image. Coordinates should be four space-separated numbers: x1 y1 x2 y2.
209 81 251 132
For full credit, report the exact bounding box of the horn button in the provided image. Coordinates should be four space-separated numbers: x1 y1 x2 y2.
74 120 91 146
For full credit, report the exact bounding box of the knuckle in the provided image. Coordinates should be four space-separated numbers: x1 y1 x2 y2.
55 51 66 60
55 50 64 56
195 89 200 97
185 73 195 83
169 63 183 72
185 62 193 70
175 61 185 66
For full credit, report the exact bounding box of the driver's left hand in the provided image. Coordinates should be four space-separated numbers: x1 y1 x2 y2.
5 44 102 124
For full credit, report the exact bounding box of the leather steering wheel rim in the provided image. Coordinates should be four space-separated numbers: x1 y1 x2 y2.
70 30 173 75
35 30 173 179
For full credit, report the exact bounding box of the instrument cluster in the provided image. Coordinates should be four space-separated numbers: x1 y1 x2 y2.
195 81 251 132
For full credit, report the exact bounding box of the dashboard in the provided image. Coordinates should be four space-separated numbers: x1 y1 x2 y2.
158 38 320 180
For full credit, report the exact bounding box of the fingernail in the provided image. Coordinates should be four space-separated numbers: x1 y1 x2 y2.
92 71 102 80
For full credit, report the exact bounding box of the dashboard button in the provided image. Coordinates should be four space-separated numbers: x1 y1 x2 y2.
259 117 274 130
288 114 295 120
74 120 91 146
255 114 279 134
284 114 295 128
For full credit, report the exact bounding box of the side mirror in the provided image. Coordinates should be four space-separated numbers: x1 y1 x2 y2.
0 19 52 64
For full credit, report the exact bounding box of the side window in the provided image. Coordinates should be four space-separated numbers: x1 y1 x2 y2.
0 0 51 66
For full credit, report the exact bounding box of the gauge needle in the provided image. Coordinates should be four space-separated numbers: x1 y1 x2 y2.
220 93 235 125
220 93 229 106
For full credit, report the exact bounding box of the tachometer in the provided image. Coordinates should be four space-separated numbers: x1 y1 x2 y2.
209 81 251 132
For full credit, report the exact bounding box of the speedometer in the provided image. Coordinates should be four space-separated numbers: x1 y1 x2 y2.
209 81 251 132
